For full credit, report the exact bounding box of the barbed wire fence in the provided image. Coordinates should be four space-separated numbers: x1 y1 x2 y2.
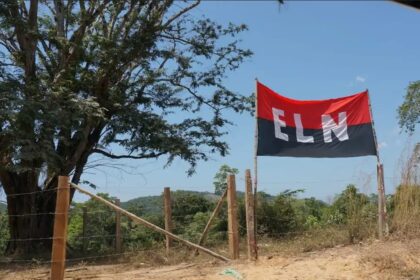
0 184 231 267
0 210 182 264
0 172 394 274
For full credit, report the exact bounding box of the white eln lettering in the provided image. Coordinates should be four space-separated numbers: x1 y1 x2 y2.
272 108 288 141
321 112 349 142
294 113 314 143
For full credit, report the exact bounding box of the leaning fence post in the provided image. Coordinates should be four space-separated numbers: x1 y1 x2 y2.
115 198 122 253
227 174 239 259
163 187 172 256
245 169 257 260
194 188 228 256
50 176 70 280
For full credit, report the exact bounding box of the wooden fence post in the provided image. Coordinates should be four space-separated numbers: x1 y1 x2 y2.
50 176 70 280
245 169 257 260
163 187 172 256
115 198 122 253
227 174 239 259
82 206 87 253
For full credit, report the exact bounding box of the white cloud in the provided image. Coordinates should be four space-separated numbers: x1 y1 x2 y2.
355 75 366 83
378 141 388 150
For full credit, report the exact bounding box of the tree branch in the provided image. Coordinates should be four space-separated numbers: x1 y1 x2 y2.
92 149 166 160
162 0 200 29
53 0 111 84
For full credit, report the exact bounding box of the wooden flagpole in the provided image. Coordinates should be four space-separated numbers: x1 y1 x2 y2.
367 90 388 239
253 78 259 259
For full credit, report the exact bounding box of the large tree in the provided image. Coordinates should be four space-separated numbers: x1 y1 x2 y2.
0 0 252 255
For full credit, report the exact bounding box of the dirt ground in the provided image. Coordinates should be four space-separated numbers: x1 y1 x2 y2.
1 238 419 280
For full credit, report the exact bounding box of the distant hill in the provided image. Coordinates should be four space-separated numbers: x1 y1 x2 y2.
122 194 163 215
121 190 246 216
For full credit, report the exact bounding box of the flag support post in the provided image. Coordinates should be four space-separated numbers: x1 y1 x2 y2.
253 78 259 259
367 90 388 239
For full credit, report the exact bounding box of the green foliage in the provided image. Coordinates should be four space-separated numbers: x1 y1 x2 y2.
213 165 239 195
65 184 386 257
0 1 253 178
0 202 6 213
398 81 420 134
257 189 303 236
330 185 376 242
0 212 9 254
254 185 377 243
123 196 163 216
0 0 252 255
293 197 329 230
172 191 213 232
124 214 165 250
68 193 119 254
68 193 166 253
182 212 215 243
304 215 321 229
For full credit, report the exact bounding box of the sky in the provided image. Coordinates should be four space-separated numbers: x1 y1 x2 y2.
75 1 420 203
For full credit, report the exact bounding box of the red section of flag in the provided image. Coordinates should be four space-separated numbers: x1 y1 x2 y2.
257 82 372 129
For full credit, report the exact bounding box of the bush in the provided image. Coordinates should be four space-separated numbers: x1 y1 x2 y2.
0 213 9 254
331 185 376 242
125 214 165 250
68 193 120 254
257 190 303 236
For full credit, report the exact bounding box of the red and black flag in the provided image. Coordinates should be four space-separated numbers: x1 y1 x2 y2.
256 82 378 158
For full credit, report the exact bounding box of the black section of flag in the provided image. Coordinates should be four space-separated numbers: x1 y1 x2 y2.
257 118 377 158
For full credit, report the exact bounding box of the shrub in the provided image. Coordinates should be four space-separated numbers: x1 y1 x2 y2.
0 213 9 254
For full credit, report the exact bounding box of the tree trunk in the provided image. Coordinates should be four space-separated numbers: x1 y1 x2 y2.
2 172 58 257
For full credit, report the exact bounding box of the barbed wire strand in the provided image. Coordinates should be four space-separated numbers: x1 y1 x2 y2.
0 249 161 264
4 187 60 198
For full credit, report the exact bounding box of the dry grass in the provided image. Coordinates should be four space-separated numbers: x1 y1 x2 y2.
392 185 420 236
259 227 351 256
4 237 420 280
362 238 420 279
391 143 420 237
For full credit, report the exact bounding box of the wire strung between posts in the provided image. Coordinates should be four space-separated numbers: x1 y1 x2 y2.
0 248 161 264
70 234 160 240
5 236 63 242
4 187 59 198
2 211 190 220
3 211 113 217
69 209 124 215
5 233 156 243
0 230 342 265
5 212 60 217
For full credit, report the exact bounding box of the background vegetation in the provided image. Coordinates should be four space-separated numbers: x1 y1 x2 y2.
0 184 393 257
0 149 418 260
